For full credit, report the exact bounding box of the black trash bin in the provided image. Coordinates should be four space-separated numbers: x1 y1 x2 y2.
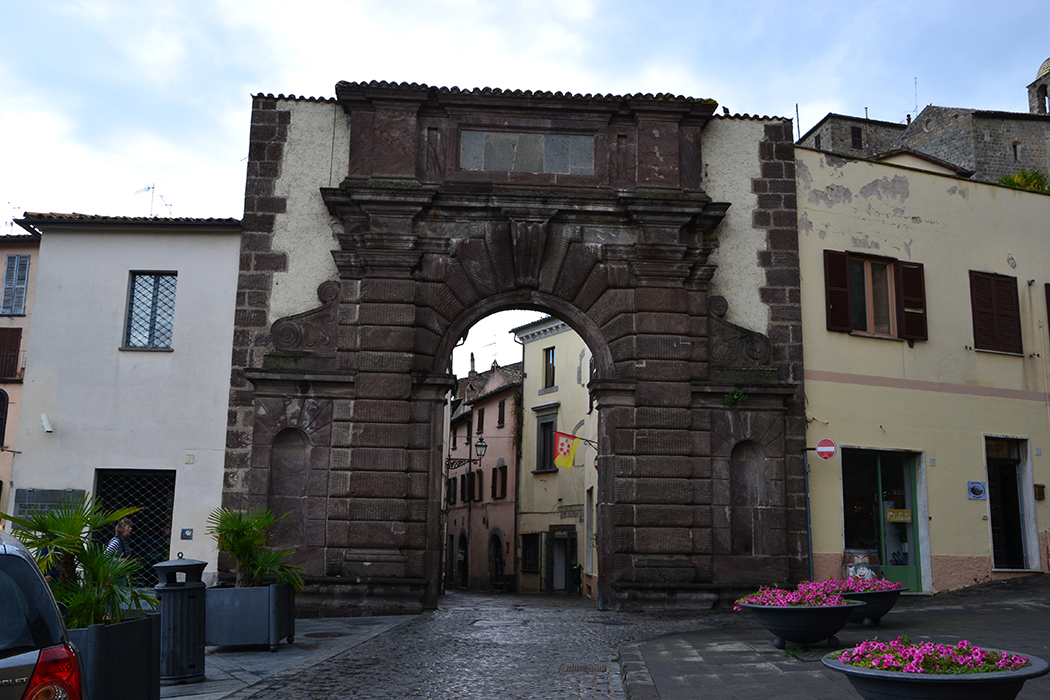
154 554 207 685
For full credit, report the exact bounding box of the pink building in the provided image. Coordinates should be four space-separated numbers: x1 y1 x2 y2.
446 362 520 591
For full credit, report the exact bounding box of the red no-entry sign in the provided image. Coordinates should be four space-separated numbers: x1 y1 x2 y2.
815 438 838 460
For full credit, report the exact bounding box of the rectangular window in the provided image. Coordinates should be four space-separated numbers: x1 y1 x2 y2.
451 427 457 450
448 477 456 505
497 399 506 428
491 464 508 499
851 126 863 149
521 533 540 572
970 271 1022 354
814 134 822 151
125 273 177 349
824 250 926 340
537 419 556 472
476 407 484 434
460 474 468 502
1 255 29 316
0 328 21 379
475 470 484 502
543 347 556 388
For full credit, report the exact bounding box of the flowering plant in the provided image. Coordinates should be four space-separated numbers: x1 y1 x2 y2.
820 577 904 593
834 636 1031 674
734 585 848 610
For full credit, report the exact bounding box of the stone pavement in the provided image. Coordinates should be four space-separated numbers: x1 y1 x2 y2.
159 575 1050 699
621 574 1050 699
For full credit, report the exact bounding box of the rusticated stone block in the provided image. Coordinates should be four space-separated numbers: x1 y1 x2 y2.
634 360 692 382
634 477 693 505
356 351 414 373
635 407 691 429
585 287 630 327
357 303 415 326
632 455 693 478
637 312 688 335
349 497 408 521
691 479 712 505
636 381 690 407
691 528 713 554
347 399 411 424
634 287 688 313
358 326 414 351
573 266 613 314
636 429 692 456
346 521 407 549
713 527 731 555
348 471 408 499
360 278 416 304
326 521 349 548
553 242 598 301
355 372 413 399
634 527 691 555
407 423 431 449
634 335 693 360
352 423 409 448
406 499 428 522
327 497 349 521
328 472 351 498
308 470 328 497
405 522 427 549
635 505 693 527
407 473 428 499
348 447 408 472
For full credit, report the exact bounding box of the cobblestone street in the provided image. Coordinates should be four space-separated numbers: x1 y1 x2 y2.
235 591 742 700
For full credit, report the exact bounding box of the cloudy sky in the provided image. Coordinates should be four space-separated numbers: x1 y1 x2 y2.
1 0 1046 371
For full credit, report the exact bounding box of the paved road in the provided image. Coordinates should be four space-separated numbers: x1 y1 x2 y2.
233 591 743 700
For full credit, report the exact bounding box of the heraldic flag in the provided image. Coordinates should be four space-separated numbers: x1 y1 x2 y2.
554 431 581 469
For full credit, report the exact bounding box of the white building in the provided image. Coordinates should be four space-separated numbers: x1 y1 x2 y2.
10 214 240 584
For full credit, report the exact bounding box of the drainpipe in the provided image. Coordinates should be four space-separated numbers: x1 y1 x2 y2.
803 448 815 582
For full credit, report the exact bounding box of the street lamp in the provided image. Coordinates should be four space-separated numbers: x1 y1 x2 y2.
474 437 487 459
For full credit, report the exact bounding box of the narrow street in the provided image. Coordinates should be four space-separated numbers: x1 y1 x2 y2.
235 591 740 700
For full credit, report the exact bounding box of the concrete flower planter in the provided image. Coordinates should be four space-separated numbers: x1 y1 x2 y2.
845 587 908 627
740 601 863 649
822 650 1049 700
205 583 295 651
68 613 161 700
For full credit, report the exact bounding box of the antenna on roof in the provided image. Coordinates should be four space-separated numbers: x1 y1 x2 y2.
914 78 918 116
135 184 156 217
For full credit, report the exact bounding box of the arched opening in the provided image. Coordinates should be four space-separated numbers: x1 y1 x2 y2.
442 308 604 602
269 428 310 558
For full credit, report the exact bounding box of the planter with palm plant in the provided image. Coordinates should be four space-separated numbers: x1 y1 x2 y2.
204 507 304 651
1 493 161 700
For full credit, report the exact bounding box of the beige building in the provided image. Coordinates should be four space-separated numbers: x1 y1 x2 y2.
798 147 1050 592
0 233 39 519
514 317 599 597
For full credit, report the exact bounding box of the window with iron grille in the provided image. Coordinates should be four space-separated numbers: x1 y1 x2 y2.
0 328 21 378
521 533 540 572
125 272 177 349
1 255 29 316
94 469 176 588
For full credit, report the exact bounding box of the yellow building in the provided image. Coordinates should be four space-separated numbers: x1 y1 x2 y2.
514 316 599 597
798 146 1050 592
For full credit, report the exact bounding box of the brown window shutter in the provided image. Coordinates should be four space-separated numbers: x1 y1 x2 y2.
499 465 508 499
476 470 484 501
491 467 498 499
896 261 927 341
0 328 21 378
994 275 1022 354
824 250 851 332
970 271 1021 353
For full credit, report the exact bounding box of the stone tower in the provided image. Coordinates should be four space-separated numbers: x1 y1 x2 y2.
1028 56 1050 114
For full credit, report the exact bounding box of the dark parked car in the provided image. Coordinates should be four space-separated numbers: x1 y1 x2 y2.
0 530 81 700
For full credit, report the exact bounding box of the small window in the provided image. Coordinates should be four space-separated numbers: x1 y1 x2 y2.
814 134 822 151
476 407 484 434
970 271 1022 354
491 463 508 499
1 255 29 316
851 126 863 150
521 533 540 572
0 328 21 379
543 347 556 388
497 399 506 428
537 419 556 472
451 427 457 450
125 273 177 349
1012 142 1020 161
824 250 927 340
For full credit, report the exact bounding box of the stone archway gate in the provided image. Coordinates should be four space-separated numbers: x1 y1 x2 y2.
225 81 806 613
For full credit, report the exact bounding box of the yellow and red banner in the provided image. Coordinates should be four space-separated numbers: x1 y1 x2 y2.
553 431 580 469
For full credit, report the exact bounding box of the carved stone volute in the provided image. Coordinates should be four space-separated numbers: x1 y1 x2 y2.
271 281 340 355
708 295 771 367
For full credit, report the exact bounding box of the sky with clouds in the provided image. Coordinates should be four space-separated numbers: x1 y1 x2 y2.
1 0 1046 371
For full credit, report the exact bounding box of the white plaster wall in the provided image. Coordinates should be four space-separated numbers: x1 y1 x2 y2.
12 229 240 575
702 117 771 335
269 99 348 322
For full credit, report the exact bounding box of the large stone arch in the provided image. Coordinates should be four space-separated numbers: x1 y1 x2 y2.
225 82 806 614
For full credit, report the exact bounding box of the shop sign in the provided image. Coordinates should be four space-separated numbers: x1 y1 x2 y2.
885 508 912 523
